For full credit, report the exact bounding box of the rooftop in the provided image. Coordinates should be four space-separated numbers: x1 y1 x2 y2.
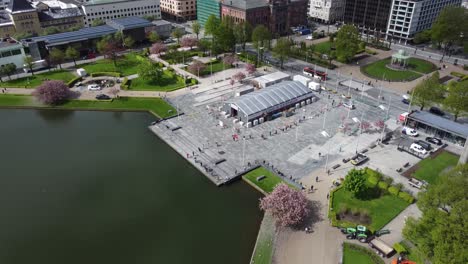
253 71 290 83
222 0 268 9
25 24 117 45
37 7 83 21
106 16 153 30
0 38 20 48
228 81 313 116
152 19 172 26
7 0 36 13
409 110 468 138
83 0 144 5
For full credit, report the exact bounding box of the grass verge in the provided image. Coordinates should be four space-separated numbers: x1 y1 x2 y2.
250 213 275 264
243 167 296 195
128 70 186 91
2 70 75 88
81 53 145 76
361 58 422 81
0 95 176 118
343 242 384 264
412 151 459 184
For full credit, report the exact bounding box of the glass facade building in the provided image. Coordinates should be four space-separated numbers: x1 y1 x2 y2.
197 0 220 26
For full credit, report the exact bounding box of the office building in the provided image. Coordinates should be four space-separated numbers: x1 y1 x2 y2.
81 0 161 27
343 0 393 34
307 0 345 23
197 0 219 26
386 0 462 44
160 0 196 22
220 0 308 36
0 37 26 68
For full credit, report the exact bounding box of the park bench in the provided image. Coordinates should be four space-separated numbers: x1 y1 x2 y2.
214 158 226 165
332 164 341 170
256 175 266 181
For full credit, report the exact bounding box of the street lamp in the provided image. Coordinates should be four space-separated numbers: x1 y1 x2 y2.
353 111 366 154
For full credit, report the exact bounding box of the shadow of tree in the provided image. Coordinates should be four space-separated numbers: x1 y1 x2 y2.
293 200 323 232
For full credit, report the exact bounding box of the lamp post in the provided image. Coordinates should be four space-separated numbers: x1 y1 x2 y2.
380 96 391 142
354 111 366 154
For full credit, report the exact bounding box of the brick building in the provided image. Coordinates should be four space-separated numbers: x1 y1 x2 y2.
220 0 308 36
160 0 196 22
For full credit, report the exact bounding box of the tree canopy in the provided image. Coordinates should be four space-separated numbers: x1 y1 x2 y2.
431 6 468 49
138 61 162 83
412 72 444 110
344 169 367 198
272 38 291 69
443 80 468 121
233 21 252 51
252 25 271 49
49 48 64 69
204 15 220 37
65 47 79 66
191 21 201 40
260 183 309 227
335 25 360 63
33 80 71 105
403 164 468 264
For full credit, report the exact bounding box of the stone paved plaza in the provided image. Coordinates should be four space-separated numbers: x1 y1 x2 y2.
151 80 401 185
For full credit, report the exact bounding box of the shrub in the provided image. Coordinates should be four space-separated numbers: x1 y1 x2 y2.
345 243 385 264
398 191 415 203
450 72 466 78
393 243 408 254
388 186 399 196
90 72 121 77
383 176 394 185
394 183 404 191
339 205 350 215
190 78 198 85
377 181 389 190
463 64 468 70
461 75 468 81
121 77 130 90
67 76 82 88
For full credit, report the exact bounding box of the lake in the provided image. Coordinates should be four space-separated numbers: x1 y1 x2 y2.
0 109 262 264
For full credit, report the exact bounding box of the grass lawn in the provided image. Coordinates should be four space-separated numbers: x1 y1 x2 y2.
343 243 381 264
412 151 459 184
407 58 436 74
332 186 409 231
2 70 75 88
0 95 176 118
200 60 232 76
362 58 422 81
128 70 185 91
315 41 332 54
243 167 295 194
81 53 145 76
250 213 275 264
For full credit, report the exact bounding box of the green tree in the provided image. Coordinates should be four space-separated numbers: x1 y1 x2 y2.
233 21 252 51
412 72 444 110
214 20 236 52
123 36 135 48
23 56 35 76
252 25 271 49
147 31 160 43
13 32 33 40
335 25 360 63
344 169 366 198
97 35 120 66
65 46 80 67
0 63 17 80
91 19 105 27
413 30 432 44
272 38 291 69
49 48 65 69
204 15 220 37
443 80 468 121
431 6 468 54
403 164 468 264
138 61 162 83
191 21 201 40
41 26 61 36
171 27 184 44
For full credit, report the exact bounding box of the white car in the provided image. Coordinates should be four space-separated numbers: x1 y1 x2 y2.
306 35 313 40
410 143 427 155
402 127 419 137
87 84 101 91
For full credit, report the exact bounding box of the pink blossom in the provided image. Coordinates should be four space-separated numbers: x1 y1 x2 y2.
33 80 70 105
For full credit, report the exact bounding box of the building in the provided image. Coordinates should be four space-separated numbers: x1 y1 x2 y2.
223 80 316 123
343 0 393 36
220 0 308 36
0 37 26 68
386 0 462 44
251 71 290 88
81 0 161 27
406 110 468 146
23 16 152 60
307 0 345 23
0 0 84 38
160 0 196 22
0 0 10 11
197 0 219 26
147 19 172 37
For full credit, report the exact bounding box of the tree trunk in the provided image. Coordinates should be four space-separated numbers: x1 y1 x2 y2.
73 58 77 67
30 68 34 76
454 113 458 121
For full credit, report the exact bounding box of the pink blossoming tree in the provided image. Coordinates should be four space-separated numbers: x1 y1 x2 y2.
181 37 198 50
223 54 237 66
188 60 206 77
33 80 71 105
245 63 256 75
150 42 167 56
232 72 246 83
260 183 310 227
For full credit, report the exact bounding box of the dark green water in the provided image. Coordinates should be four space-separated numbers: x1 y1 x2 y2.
0 109 262 264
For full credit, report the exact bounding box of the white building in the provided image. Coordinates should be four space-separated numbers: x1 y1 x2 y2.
81 0 161 27
386 0 462 44
0 38 26 68
307 0 344 23
0 0 10 11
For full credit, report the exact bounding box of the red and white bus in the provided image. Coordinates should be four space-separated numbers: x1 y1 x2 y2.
303 67 327 81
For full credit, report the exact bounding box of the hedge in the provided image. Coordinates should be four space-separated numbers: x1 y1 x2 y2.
90 72 121 77
461 75 468 82
328 185 343 227
67 76 82 88
398 191 415 203
377 181 389 190
450 72 466 78
121 77 130 90
393 243 408 254
388 186 399 196
344 243 385 264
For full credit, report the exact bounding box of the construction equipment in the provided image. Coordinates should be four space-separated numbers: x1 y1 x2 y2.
340 225 368 243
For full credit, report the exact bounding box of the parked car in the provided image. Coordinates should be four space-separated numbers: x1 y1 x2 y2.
96 94 111 100
429 106 444 116
402 98 410 104
426 137 442 145
415 140 431 151
402 127 419 137
410 143 427 155
343 101 355 109
87 84 101 91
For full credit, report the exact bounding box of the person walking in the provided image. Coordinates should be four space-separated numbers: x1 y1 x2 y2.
316 176 319 182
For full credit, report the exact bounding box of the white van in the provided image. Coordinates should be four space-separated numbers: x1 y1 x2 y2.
87 84 101 91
